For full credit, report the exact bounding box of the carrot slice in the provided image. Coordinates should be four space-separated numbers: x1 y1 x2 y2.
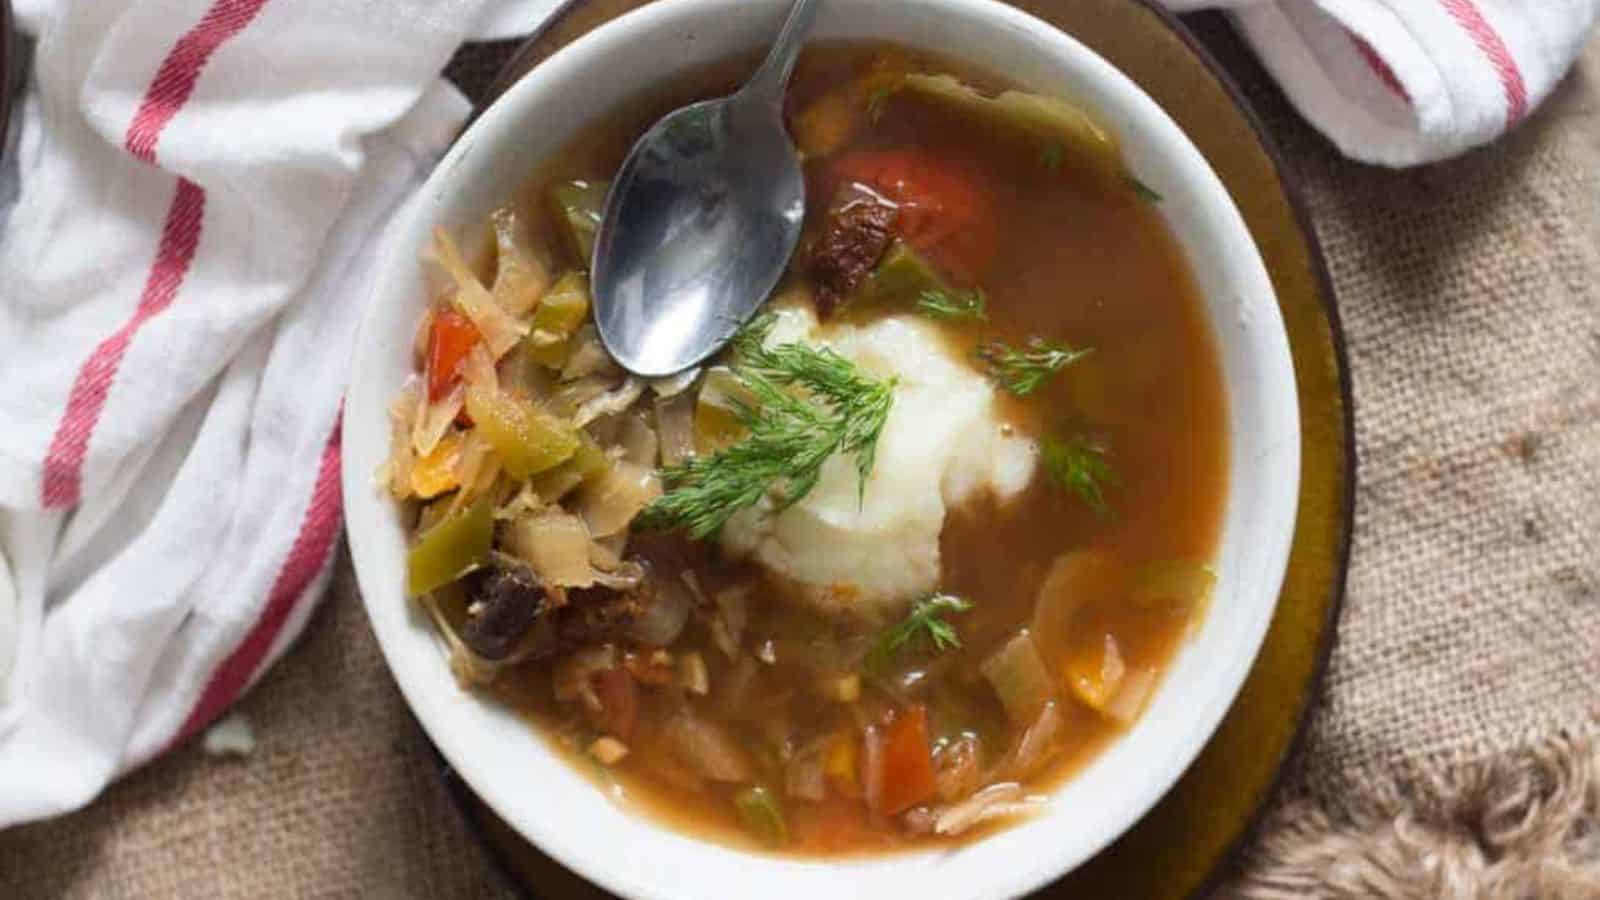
877 705 937 816
827 149 999 283
426 308 481 402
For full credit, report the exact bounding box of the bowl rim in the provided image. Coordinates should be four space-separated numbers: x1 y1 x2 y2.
344 1 1314 897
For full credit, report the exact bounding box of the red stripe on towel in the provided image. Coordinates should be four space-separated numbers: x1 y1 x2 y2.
1348 32 1410 102
1440 0 1529 124
169 422 344 747
41 179 206 507
126 0 272 164
41 0 271 507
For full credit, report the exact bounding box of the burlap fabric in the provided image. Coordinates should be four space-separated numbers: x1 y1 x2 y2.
2 19 1596 900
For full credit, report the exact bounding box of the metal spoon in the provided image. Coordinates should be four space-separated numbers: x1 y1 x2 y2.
590 0 819 377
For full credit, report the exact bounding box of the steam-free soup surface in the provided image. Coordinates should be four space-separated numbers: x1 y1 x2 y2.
389 44 1226 856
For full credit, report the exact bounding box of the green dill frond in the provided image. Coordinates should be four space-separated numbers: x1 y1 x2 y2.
915 288 988 323
1124 175 1164 204
865 86 894 123
1041 432 1116 514
976 337 1092 397
638 314 896 539
864 594 974 674
1041 142 1065 175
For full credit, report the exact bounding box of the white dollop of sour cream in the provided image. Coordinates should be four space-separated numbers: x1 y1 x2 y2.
719 301 1036 621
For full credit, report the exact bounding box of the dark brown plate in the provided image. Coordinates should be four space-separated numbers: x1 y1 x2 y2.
1 0 13 153
438 2 1355 897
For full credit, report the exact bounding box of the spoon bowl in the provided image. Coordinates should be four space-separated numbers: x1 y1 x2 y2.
590 0 818 376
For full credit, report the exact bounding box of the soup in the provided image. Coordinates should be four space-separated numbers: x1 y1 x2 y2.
383 45 1226 855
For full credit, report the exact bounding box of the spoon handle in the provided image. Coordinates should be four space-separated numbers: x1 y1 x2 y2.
740 0 821 106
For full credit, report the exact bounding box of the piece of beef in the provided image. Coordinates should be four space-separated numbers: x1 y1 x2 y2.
459 558 671 664
554 585 648 648
810 184 898 317
460 567 546 661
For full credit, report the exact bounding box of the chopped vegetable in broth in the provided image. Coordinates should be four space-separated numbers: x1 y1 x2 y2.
383 44 1226 856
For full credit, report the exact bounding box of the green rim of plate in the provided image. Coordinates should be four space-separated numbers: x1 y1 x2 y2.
435 3 1355 898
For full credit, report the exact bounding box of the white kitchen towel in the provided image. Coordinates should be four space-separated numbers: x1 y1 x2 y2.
0 0 493 827
471 0 566 40
1162 0 1600 166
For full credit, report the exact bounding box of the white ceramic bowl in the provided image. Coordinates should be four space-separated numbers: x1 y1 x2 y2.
343 1 1301 897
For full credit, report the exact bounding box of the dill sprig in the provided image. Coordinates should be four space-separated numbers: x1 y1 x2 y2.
638 315 896 539
915 288 988 323
865 85 894 123
1042 432 1116 514
1124 175 1164 204
864 593 973 674
976 337 1092 396
1041 142 1065 175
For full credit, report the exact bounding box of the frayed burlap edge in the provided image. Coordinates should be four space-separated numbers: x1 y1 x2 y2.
1228 723 1600 900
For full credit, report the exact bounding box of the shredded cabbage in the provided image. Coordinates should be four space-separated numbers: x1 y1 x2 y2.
411 379 463 458
575 376 645 429
506 510 595 588
428 227 528 358
578 460 661 537
489 207 550 317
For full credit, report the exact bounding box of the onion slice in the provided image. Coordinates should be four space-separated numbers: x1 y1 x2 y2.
931 782 1044 836
489 207 551 317
504 511 593 588
618 411 659 467
934 734 982 803
428 227 527 358
411 379 464 458
664 711 752 782
380 381 419 498
621 573 693 646
980 630 1056 726
553 645 618 712
998 700 1065 781
575 376 646 429
862 725 885 817
561 326 622 382
1106 666 1158 726
786 736 831 802
1030 550 1118 670
577 460 661 537
649 367 701 398
655 392 697 467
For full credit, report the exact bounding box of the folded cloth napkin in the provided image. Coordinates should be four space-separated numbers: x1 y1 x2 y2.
1162 0 1600 165
0 0 512 827
472 0 565 40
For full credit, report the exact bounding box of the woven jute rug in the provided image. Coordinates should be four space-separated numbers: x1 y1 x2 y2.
1 19 1596 900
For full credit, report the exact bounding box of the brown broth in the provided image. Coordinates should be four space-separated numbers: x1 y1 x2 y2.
491 43 1227 855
